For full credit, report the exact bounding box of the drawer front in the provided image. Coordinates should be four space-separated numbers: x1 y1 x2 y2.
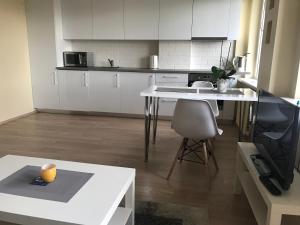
155 73 188 83
155 82 188 87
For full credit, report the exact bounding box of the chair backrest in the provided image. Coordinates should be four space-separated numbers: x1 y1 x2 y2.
172 99 219 139
192 81 214 88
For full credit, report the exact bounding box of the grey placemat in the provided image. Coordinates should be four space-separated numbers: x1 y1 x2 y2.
0 166 93 203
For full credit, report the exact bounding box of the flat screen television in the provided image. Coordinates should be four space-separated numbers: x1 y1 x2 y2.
253 90 300 190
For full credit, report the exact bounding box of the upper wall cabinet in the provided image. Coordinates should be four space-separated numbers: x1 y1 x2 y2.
159 0 193 40
124 0 159 40
227 0 242 40
61 0 93 39
93 0 124 40
192 0 230 38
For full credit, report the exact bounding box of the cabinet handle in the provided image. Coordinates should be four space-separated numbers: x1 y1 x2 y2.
53 71 58 85
149 75 155 86
83 72 88 87
115 73 120 88
162 75 180 79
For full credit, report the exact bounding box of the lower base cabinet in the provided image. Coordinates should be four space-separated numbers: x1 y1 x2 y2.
88 71 121 113
41 70 235 120
58 70 89 111
155 81 188 116
56 70 154 114
120 73 154 114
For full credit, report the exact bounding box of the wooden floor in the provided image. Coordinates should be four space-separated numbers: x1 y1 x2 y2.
0 112 283 225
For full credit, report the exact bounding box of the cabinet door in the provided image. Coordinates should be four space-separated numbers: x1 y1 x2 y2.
88 71 121 112
120 73 155 114
155 82 188 116
124 0 159 40
228 0 242 40
192 0 230 38
61 0 93 39
93 0 124 40
159 0 193 40
58 70 89 111
26 0 59 109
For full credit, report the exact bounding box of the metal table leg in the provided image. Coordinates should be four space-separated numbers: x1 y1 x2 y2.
238 101 245 142
152 97 159 144
144 96 152 162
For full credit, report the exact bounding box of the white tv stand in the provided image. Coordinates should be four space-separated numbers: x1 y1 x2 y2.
235 142 300 225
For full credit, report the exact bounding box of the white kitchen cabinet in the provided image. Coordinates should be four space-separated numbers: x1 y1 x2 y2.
155 73 188 116
26 0 60 109
120 73 155 114
192 0 231 38
93 0 124 40
124 0 159 40
61 0 93 39
155 82 188 116
159 0 193 40
228 0 242 40
58 70 89 111
88 71 121 113
155 74 188 83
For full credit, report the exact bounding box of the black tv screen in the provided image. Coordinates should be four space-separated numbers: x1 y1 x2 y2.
253 90 300 190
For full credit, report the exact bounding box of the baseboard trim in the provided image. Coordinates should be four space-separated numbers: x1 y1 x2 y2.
36 109 234 123
37 109 174 120
0 110 37 126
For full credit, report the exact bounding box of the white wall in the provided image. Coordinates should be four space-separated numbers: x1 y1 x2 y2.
0 0 34 123
71 40 158 68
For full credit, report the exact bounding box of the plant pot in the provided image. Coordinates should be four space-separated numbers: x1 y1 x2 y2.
217 79 228 93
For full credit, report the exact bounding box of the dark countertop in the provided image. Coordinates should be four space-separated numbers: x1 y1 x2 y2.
56 66 212 74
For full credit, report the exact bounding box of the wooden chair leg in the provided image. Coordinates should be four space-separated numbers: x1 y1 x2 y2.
208 138 215 149
179 138 188 164
167 138 186 180
203 142 211 189
207 140 219 171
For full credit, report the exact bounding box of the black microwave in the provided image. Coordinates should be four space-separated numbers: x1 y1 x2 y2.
63 52 94 67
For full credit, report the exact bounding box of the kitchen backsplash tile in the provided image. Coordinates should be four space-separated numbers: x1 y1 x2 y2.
70 40 235 70
158 41 191 69
190 40 235 70
71 40 158 68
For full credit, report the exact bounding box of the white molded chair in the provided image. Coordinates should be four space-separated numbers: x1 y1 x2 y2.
167 99 223 182
192 81 219 117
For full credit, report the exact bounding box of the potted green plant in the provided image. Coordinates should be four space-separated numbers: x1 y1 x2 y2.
211 66 236 93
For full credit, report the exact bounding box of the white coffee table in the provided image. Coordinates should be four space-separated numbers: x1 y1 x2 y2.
0 155 135 225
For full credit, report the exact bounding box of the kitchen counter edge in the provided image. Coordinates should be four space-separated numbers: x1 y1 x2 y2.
56 67 212 74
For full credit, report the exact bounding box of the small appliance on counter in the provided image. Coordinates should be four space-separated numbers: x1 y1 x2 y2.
63 51 94 67
149 55 158 69
233 53 249 72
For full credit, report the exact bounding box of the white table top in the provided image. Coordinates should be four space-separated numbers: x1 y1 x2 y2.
140 85 258 102
0 155 135 225
237 78 258 91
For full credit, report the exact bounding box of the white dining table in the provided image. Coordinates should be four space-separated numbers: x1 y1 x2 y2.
0 155 135 225
140 85 258 162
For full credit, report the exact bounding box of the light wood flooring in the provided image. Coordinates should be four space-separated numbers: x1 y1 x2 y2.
0 113 299 225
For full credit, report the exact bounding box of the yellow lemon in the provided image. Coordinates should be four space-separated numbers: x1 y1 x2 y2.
41 164 56 183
